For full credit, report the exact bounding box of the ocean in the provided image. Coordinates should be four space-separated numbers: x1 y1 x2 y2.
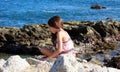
0 0 120 27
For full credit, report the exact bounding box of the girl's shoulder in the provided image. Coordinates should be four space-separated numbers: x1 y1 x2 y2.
56 30 64 36
57 29 67 35
57 30 70 38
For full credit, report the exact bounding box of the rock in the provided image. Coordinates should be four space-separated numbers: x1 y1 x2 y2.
105 56 120 69
77 53 92 61
26 57 43 65
118 42 120 47
0 24 52 55
82 62 120 72
117 33 120 41
26 57 55 65
89 57 104 66
50 54 85 72
91 4 106 9
1 55 120 72
24 56 56 72
81 62 100 71
93 20 118 38
1 55 30 72
107 67 120 72
91 67 108 72
0 59 6 70
65 24 101 47
76 58 88 63
49 54 120 72
0 19 120 55
23 60 53 72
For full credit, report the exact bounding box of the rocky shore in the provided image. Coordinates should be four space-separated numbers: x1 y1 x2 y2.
0 55 120 72
0 19 119 53
0 19 120 70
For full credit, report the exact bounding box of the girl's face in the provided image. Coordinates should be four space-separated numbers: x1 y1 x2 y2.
49 26 56 34
57 18 63 25
49 18 63 34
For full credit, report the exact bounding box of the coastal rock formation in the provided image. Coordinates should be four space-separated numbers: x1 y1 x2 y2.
91 4 106 9
0 19 119 55
0 24 52 55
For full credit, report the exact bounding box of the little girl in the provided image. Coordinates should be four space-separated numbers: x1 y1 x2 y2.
40 16 75 60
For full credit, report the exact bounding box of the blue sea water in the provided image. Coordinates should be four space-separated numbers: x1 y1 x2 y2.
0 0 120 27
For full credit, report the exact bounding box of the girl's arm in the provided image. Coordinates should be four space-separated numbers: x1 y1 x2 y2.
46 31 63 59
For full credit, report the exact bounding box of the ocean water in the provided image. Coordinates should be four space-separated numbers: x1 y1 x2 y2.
0 0 120 27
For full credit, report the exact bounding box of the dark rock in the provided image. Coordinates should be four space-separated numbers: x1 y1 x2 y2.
4 34 15 43
117 52 120 55
0 24 52 55
91 4 106 9
0 19 119 55
105 56 120 69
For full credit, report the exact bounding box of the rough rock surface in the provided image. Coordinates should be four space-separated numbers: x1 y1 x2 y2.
50 54 83 72
0 55 120 72
0 19 119 55
22 56 54 72
23 61 52 72
0 24 51 55
105 56 120 69
50 54 120 72
0 59 6 71
0 55 30 72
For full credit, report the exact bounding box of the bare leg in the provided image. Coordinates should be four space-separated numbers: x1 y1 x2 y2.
40 48 53 57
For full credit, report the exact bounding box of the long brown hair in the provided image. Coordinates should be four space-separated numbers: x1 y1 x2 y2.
48 16 63 46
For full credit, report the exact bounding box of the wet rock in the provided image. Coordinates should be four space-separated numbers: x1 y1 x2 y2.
91 4 106 9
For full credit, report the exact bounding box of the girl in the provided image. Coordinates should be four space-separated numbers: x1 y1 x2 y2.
40 16 75 60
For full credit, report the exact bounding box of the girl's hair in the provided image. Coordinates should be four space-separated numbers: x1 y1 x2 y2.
48 16 64 46
48 16 63 29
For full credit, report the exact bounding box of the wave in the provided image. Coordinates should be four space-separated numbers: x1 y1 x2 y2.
42 10 60 13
